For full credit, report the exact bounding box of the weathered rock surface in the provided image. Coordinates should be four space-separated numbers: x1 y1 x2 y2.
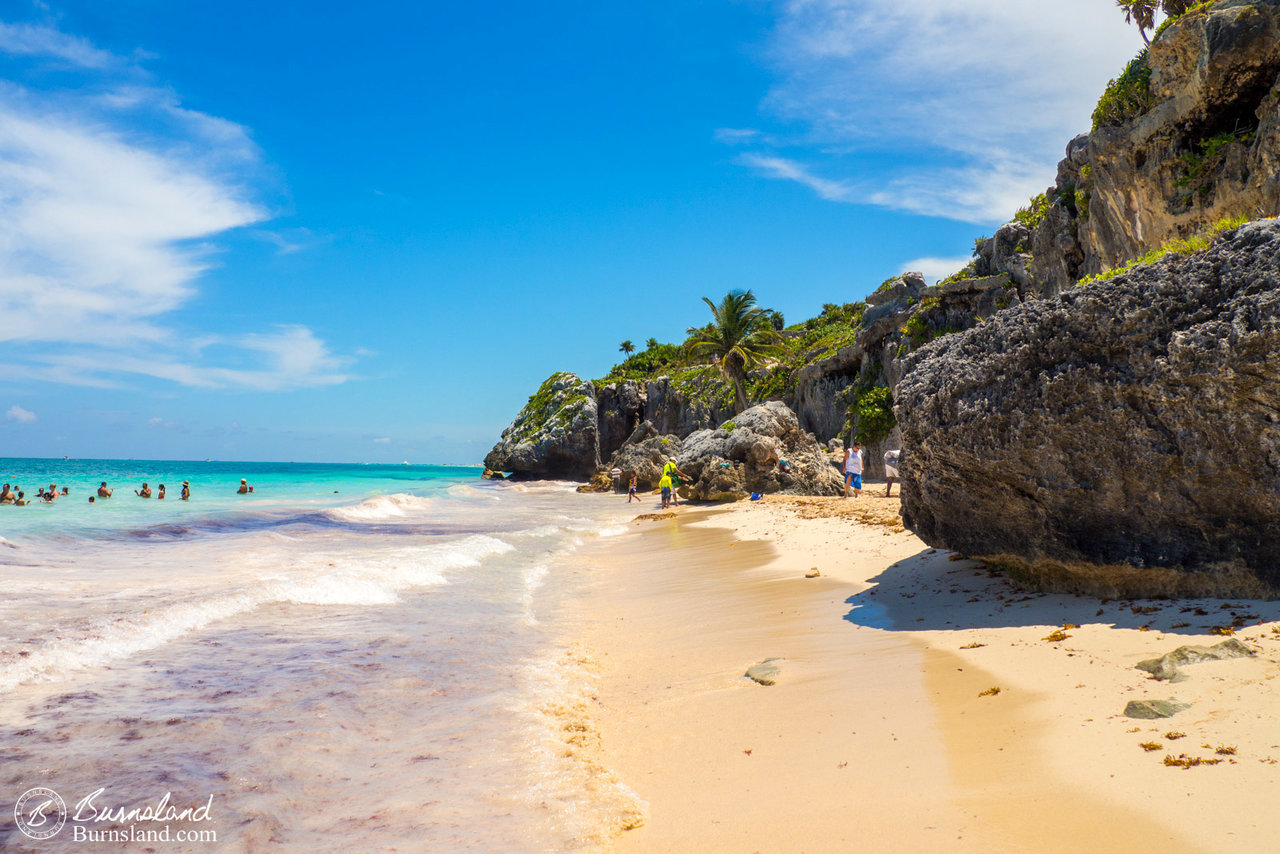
1136 638 1255 681
1124 699 1191 719
1030 0 1280 293
676 402 844 501
604 421 683 490
897 220 1280 589
483 372 600 479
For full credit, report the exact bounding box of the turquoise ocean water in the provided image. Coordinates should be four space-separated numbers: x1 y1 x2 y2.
0 458 639 851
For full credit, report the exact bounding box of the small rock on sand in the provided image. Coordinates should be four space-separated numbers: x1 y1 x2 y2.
1124 699 1191 719
745 658 784 686
1135 638 1254 682
805 568 821 578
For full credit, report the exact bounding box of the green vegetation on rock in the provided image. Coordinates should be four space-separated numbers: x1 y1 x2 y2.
1077 214 1252 287
1013 193 1050 230
1092 50 1154 131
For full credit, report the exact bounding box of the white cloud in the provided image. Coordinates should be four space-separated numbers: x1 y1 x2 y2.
739 153 854 202
0 20 117 68
373 437 391 444
900 256 974 283
714 127 763 145
733 0 1142 223
5 404 36 423
0 17 354 391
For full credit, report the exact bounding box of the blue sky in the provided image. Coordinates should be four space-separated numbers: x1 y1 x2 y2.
0 0 1143 463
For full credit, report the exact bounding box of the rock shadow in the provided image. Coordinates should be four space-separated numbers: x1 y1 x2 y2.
843 548 1280 636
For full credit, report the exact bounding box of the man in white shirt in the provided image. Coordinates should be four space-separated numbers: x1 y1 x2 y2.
843 442 863 498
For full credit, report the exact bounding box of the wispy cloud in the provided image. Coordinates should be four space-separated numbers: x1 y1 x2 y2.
728 0 1140 223
5 404 36 423
739 153 854 202
373 437 391 444
0 20 117 68
0 15 353 391
900 256 974 283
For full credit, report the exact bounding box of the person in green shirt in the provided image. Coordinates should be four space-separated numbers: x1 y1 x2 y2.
662 459 690 507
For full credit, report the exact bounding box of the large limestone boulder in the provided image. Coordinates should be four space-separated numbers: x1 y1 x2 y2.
605 421 683 490
676 401 844 501
896 220 1280 589
484 372 600 479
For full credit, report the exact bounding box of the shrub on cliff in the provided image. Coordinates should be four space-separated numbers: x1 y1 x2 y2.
1092 50 1154 130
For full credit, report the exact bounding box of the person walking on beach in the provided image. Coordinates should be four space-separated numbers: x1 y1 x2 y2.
97 481 112 498
662 459 690 507
843 443 863 498
883 449 900 497
627 473 639 503
181 481 191 501
135 482 152 498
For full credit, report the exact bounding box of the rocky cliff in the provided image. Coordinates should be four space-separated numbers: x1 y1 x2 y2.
486 0 1280 509
896 220 1280 590
1029 0 1280 293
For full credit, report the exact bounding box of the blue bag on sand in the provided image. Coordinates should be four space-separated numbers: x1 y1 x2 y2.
749 493 763 501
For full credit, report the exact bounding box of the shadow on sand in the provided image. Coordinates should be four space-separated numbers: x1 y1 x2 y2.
843 548 1280 636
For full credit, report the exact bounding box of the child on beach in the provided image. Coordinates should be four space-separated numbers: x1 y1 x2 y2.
659 472 673 509
627 474 639 503
662 459 690 507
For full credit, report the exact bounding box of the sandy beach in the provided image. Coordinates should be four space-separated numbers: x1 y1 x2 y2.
565 490 1280 853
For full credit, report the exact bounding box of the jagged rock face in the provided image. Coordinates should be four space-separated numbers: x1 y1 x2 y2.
605 421 683 490
1030 1 1280 294
643 377 730 436
596 380 645 462
676 401 844 501
483 372 600 479
896 221 1280 588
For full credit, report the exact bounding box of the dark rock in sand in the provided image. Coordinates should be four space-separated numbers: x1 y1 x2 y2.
745 658 784 686
1124 699 1192 719
897 221 1280 589
1136 638 1255 681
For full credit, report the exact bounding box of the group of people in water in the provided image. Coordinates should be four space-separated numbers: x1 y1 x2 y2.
0 478 255 505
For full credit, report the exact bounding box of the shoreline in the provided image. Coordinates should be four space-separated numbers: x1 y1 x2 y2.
564 491 1280 852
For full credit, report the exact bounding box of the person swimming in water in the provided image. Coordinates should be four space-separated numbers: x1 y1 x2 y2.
135 482 152 498
181 481 191 501
97 481 113 498
157 484 166 500
237 479 250 494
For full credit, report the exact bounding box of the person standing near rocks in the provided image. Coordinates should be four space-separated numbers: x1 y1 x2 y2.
627 473 639 503
662 459 690 507
659 471 673 509
610 466 623 492
843 443 863 498
883 449 900 497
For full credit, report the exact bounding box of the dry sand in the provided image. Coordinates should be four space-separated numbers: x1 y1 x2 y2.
564 490 1280 853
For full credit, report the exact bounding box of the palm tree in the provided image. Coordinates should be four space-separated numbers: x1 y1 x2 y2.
619 340 635 355
1118 0 1197 44
686 290 785 413
645 337 659 350
1117 0 1156 44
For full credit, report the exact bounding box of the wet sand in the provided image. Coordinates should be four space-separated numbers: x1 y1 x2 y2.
565 492 1280 852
